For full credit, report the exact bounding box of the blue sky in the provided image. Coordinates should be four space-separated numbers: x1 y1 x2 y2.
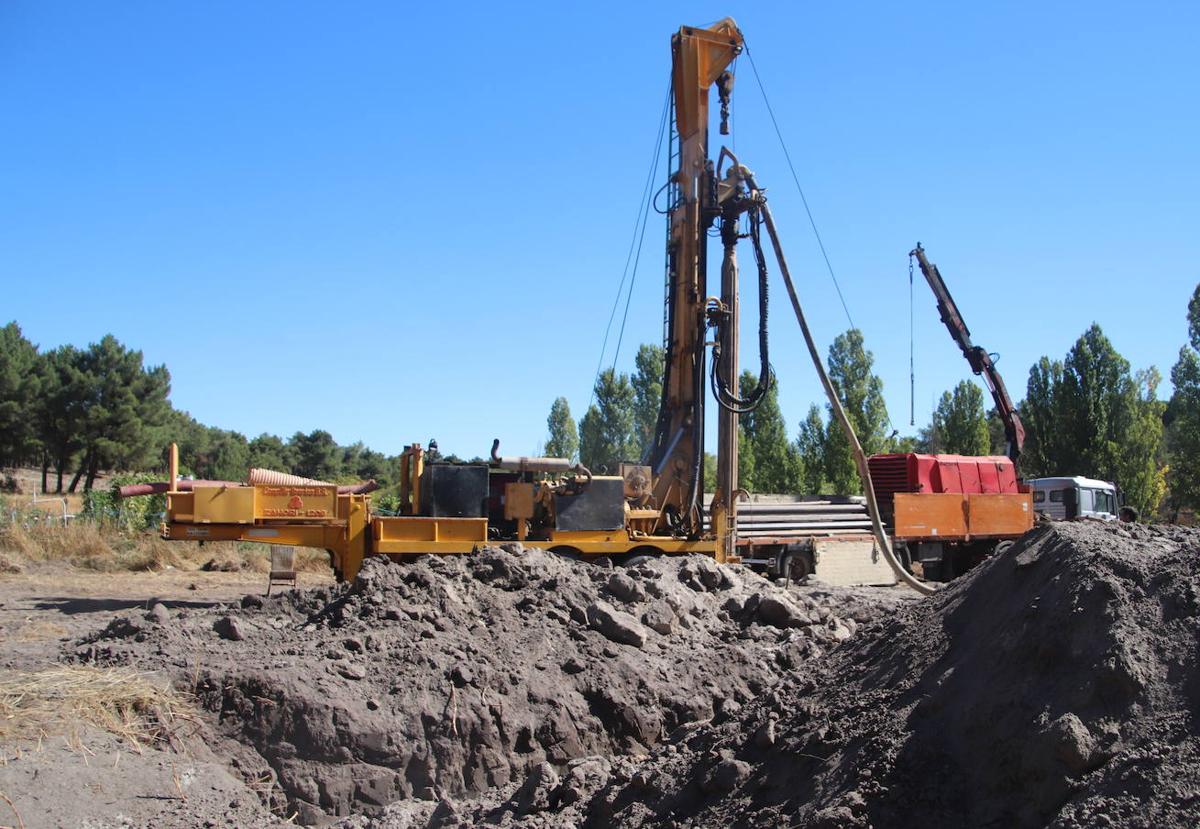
2 2 1197 458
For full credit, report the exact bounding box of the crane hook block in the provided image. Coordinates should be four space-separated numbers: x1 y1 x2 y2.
717 71 735 135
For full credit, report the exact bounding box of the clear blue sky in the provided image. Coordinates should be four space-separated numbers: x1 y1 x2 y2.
3 2 1197 459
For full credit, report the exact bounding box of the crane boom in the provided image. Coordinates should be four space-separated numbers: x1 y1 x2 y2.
910 243 1026 462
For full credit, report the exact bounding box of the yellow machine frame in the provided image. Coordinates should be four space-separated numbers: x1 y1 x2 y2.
161 445 720 581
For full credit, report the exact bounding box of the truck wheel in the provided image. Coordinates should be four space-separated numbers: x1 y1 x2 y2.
780 550 812 584
622 547 663 567
549 546 582 561
994 540 1014 556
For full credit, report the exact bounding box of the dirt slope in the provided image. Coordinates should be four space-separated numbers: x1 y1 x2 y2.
77 545 906 824
66 522 1199 828
506 521 1200 829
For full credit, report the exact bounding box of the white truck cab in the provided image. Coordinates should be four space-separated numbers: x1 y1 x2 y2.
1027 476 1119 521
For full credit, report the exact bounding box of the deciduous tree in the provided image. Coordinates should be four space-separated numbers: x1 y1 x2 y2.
931 380 990 456
986 408 1008 457
631 344 664 460
796 404 827 494
1166 283 1200 518
1020 357 1065 478
579 369 636 473
545 397 579 461
1021 325 1165 516
739 371 801 493
822 329 891 494
1167 346 1200 517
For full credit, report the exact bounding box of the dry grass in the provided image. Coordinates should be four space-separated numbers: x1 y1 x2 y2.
12 620 69 643
0 666 196 750
0 523 331 575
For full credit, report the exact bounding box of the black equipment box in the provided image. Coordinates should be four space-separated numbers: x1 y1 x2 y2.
420 464 489 517
555 476 625 531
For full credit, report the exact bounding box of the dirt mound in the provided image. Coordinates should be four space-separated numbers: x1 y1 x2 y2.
508 522 1200 829
75 545 905 824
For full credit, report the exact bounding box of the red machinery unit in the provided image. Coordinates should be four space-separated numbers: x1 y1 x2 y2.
869 453 1020 505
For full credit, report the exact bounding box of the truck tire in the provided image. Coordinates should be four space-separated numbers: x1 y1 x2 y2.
779 549 812 584
622 547 663 567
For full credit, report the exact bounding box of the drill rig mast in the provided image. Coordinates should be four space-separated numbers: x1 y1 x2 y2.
647 19 746 555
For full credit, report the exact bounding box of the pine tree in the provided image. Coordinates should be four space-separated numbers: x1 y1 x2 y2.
289 429 342 481
68 335 171 491
0 322 42 468
199 429 251 482
35 346 87 492
248 433 294 472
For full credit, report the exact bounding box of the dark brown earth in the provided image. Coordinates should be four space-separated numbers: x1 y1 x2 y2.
76 545 905 826
389 521 1198 829
15 521 1197 828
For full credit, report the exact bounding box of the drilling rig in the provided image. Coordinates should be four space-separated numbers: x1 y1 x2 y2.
140 18 917 588
147 20 750 580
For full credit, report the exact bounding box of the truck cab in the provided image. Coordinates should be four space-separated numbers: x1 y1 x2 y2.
1027 476 1119 521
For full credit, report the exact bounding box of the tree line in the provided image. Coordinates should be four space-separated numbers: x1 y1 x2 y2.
3 284 1197 519
0 324 415 495
545 284 1200 518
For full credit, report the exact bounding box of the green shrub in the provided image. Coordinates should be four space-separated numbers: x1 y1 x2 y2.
80 473 166 531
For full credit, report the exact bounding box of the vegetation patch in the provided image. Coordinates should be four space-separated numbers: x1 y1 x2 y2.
0 512 331 574
0 665 195 750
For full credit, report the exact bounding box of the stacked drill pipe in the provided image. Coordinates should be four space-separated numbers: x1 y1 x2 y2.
704 500 873 537
118 470 379 499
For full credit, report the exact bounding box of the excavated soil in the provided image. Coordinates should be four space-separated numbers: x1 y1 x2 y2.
405 521 1197 829
75 546 905 825
70 522 1200 828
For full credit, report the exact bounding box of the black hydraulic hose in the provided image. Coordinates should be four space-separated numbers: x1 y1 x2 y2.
710 206 771 413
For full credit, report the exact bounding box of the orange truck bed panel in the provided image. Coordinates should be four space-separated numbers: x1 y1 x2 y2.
967 492 1033 537
894 492 1033 541
894 493 966 538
